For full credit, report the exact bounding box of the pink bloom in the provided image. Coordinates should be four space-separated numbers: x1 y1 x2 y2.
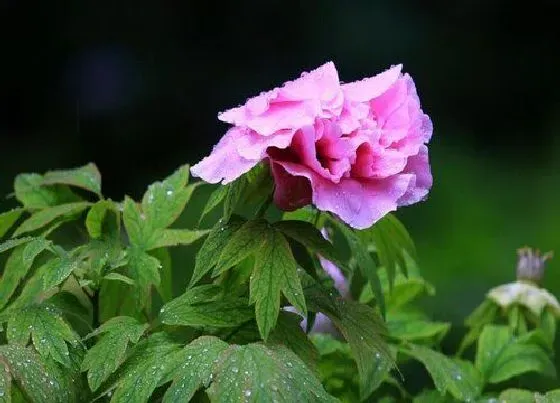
191 62 432 229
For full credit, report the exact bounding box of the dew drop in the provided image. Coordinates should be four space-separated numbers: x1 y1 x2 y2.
286 362 293 368
244 390 252 397
232 367 239 373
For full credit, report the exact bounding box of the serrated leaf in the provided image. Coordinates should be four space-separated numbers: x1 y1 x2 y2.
6 304 79 368
274 220 343 266
268 311 319 372
200 185 228 223
304 279 391 400
207 343 336 402
150 247 173 303
162 336 229 403
14 202 90 236
189 217 244 287
103 273 135 286
159 285 253 328
46 291 93 337
213 219 269 276
127 247 161 293
122 196 154 249
359 213 417 283
333 300 392 399
475 325 556 383
250 229 303 340
148 229 209 250
22 238 52 268
141 165 192 230
0 237 35 254
0 344 78 403
42 255 81 290
223 176 247 222
405 344 483 401
0 246 33 310
81 316 147 391
108 333 181 403
86 200 119 239
331 220 386 317
98 280 138 323
0 208 24 239
41 163 102 195
14 173 80 209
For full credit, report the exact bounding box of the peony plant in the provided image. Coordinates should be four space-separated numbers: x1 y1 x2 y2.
0 63 558 403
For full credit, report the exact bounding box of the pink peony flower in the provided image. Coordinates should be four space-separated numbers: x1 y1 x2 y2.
191 62 432 229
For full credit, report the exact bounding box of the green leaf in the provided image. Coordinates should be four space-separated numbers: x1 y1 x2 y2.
98 280 138 323
540 308 557 346
6 304 79 368
150 247 173 303
207 343 336 403
42 254 81 290
250 229 303 340
14 173 79 209
0 208 24 239
189 217 244 287
0 344 79 403
457 300 499 356
81 316 148 391
46 291 93 337
268 311 319 373
213 219 269 276
334 300 392 400
359 213 417 283
103 273 135 286
498 389 536 403
41 163 102 195
332 220 386 317
86 200 119 239
200 185 228 223
412 389 454 403
475 325 556 383
159 286 254 328
0 363 11 403
387 319 450 343
0 246 33 310
141 165 192 229
148 229 209 250
127 247 161 294
222 176 248 222
13 202 90 236
304 278 391 400
162 336 229 403
0 237 35 254
122 196 154 249
274 220 341 265
22 238 52 269
107 333 181 402
405 344 483 401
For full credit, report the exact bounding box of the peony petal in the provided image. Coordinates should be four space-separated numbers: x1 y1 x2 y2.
218 62 344 136
190 127 260 184
235 129 294 160
273 160 412 229
270 161 312 211
342 64 402 102
397 145 432 206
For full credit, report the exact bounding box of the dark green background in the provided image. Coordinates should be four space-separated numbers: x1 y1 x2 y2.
2 1 559 329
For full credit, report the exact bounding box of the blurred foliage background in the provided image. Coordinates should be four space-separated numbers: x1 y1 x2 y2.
1 0 559 350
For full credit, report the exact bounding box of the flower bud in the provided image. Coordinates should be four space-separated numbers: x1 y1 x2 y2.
516 247 553 284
